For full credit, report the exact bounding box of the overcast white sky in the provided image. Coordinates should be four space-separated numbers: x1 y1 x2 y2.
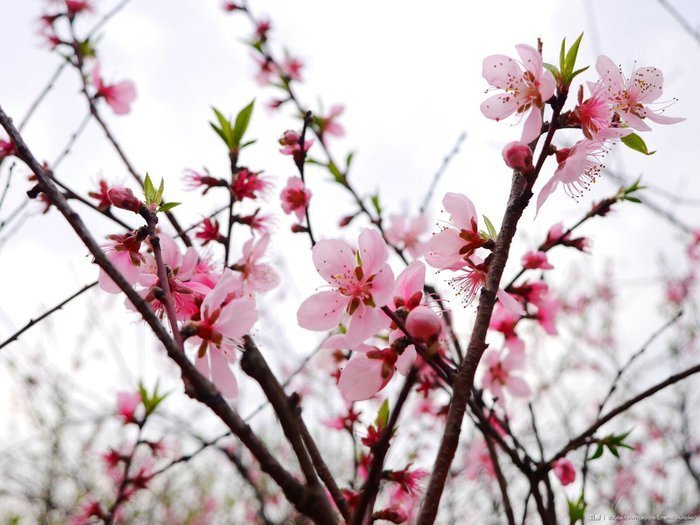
1 0 699 452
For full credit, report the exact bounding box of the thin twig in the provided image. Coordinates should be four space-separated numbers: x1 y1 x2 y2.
420 131 467 213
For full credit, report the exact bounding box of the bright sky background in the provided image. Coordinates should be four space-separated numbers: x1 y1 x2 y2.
0 0 699 492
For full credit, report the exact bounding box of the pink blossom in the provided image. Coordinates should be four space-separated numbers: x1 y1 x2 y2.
521 250 553 270
319 104 345 138
188 270 258 398
337 344 398 401
387 465 429 495
279 130 314 161
480 44 556 143
297 229 395 346
281 54 303 81
464 439 495 480
107 185 142 212
596 55 684 131
136 238 212 320
231 167 269 201
573 81 632 140
489 304 524 353
252 54 275 85
280 176 312 223
183 168 223 194
502 141 533 171
232 234 280 293
0 139 16 160
116 391 141 423
405 306 441 345
98 231 146 294
543 222 589 252
536 139 607 214
426 192 485 270
65 0 93 14
481 349 530 401
552 458 576 486
92 62 137 115
196 218 222 246
449 256 525 315
87 180 112 211
391 261 425 312
386 214 428 258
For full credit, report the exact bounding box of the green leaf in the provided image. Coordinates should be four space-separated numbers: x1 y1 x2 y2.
158 202 181 212
543 62 560 78
346 152 355 171
376 399 390 428
563 33 584 77
482 215 498 241
621 133 656 155
567 494 587 525
559 38 566 72
211 107 233 148
144 173 156 205
371 194 382 217
155 178 165 205
567 65 590 84
210 122 230 147
231 99 255 147
240 139 257 150
327 161 346 184
589 443 604 460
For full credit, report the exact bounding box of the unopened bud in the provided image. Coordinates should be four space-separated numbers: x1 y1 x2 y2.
502 141 533 171
107 186 142 212
291 223 308 233
405 306 441 345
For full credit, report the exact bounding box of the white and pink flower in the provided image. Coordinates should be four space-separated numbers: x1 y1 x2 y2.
280 176 312 223
297 229 394 347
92 62 137 115
480 44 556 143
187 270 258 398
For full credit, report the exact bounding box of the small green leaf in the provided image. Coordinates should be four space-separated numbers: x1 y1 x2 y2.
559 38 566 72
240 139 257 150
327 161 346 184
210 122 230 146
144 173 156 204
567 65 590 84
589 443 604 460
621 133 656 155
232 99 255 147
567 494 587 525
543 62 560 78
155 178 165 205
346 152 355 170
376 399 390 428
482 215 498 241
370 194 382 217
211 107 233 147
158 202 181 212
563 33 584 77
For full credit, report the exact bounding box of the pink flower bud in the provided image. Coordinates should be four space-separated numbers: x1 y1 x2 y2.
405 306 441 344
502 141 533 171
107 186 142 212
552 458 576 486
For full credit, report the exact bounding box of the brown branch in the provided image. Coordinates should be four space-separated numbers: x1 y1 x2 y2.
351 367 418 525
297 415 352 522
0 104 336 525
417 102 563 524
548 361 700 463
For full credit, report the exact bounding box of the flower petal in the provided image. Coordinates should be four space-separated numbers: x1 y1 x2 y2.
297 291 348 331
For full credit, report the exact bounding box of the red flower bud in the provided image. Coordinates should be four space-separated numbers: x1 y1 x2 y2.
502 141 533 171
107 186 142 212
405 306 441 344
